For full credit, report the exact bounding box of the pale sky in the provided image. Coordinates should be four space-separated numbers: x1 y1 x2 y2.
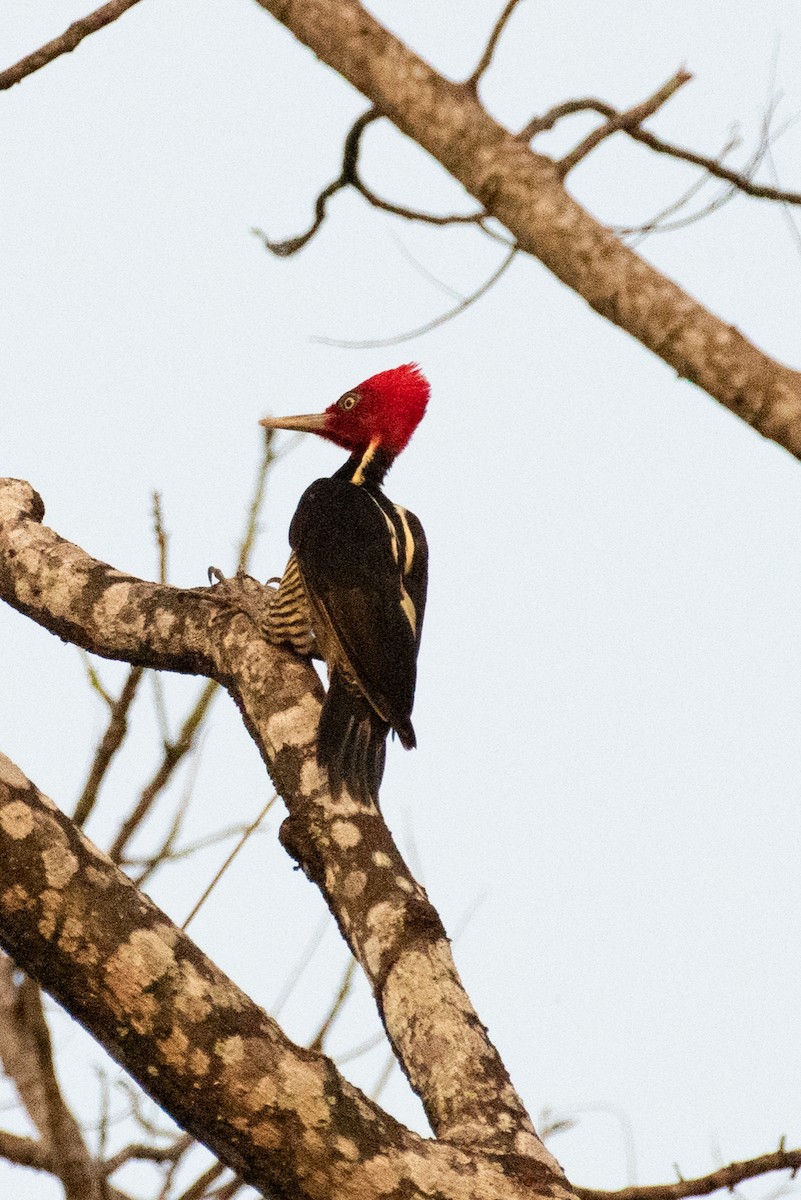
2 2 801 1197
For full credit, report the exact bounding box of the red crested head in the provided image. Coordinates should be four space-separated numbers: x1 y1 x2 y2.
320 364 430 458
260 364 429 462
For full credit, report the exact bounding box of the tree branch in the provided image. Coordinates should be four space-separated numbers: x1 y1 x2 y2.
576 1147 801 1200
73 665 145 828
253 0 801 457
0 0 143 92
0 751 571 1200
557 70 692 175
0 477 563 1167
521 93 801 204
465 0 527 92
313 244 518 348
0 962 102 1198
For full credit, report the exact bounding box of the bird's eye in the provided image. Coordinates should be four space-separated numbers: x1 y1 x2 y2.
339 393 359 411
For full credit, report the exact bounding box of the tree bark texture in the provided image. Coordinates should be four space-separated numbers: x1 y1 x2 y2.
0 477 572 1198
252 0 801 457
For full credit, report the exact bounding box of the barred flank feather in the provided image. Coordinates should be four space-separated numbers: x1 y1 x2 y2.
264 552 315 656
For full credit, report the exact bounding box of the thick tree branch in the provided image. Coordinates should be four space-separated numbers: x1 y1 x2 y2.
253 0 801 457
576 1146 801 1200
0 751 571 1200
0 0 143 92
0 477 563 1167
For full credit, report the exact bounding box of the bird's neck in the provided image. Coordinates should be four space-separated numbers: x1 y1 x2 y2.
336 441 396 489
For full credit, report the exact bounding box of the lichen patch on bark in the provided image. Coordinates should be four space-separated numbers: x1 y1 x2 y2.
331 820 361 849
105 928 177 1033
41 842 79 888
266 694 320 753
0 799 34 839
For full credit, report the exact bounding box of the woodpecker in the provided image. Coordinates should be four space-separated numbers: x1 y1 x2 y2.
259 364 430 805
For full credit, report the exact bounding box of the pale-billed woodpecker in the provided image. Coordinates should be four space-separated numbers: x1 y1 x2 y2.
259 364 430 804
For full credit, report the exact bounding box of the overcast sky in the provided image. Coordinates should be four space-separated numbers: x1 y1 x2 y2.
3 2 801 1197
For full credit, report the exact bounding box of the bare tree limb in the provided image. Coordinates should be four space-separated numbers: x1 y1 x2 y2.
73 665 145 828
0 749 571 1200
521 91 801 204
466 0 527 92
108 678 218 862
0 0 143 92
0 962 103 1199
558 70 692 175
576 1147 801 1200
252 0 801 455
0 478 562 1165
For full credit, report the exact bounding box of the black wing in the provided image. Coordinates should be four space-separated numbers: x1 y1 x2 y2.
289 478 427 740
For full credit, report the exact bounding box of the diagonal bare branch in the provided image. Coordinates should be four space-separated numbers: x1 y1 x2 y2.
0 0 143 92
73 665 145 828
466 0 527 92
576 1147 801 1200
0 750 572 1199
558 70 693 175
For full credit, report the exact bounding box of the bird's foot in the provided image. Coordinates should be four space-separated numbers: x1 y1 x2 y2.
205 566 277 630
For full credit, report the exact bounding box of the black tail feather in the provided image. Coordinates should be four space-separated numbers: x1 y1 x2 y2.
317 672 390 804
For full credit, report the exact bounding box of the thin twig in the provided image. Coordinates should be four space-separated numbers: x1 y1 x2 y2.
253 108 379 256
103 1133 194 1178
124 819 267 873
335 1029 387 1066
0 0 143 92
391 235 467 301
152 491 169 584
521 91 801 204
107 678 218 862
370 1050 397 1103
236 428 277 574
558 70 692 175
73 665 145 828
78 651 114 708
129 748 203 887
352 176 486 226
175 1161 227 1200
180 793 278 930
312 244 517 348
271 918 329 1019
466 0 527 91
254 105 488 259
210 1180 248 1200
610 133 744 245
307 957 358 1052
575 1148 801 1200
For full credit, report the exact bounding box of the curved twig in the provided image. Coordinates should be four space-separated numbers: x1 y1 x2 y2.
253 108 379 256
312 244 518 348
